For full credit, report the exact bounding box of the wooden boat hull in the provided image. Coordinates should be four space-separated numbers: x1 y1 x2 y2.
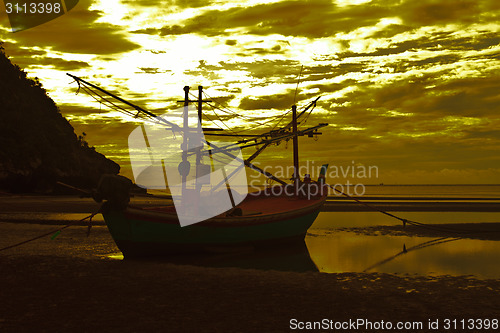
102 193 325 258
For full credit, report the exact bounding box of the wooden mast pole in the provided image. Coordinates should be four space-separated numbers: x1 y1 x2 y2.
292 104 300 194
195 86 203 200
180 86 190 213
198 86 203 124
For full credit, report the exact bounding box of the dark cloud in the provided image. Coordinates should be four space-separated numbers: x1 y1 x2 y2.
371 24 412 39
463 129 500 140
0 42 53 69
309 79 357 93
238 89 318 110
183 59 303 84
323 70 500 148
296 121 500 176
304 63 367 82
1 0 139 55
132 0 499 39
425 76 500 117
339 31 500 61
137 67 166 74
399 0 480 26
133 0 395 38
233 59 301 80
239 44 285 56
0 43 46 57
31 57 89 70
170 0 209 8
239 92 293 110
207 94 236 109
121 0 211 9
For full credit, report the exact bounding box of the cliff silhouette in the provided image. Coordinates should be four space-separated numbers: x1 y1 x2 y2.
0 42 120 193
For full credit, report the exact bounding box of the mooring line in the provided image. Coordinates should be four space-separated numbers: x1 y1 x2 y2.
0 209 100 253
327 184 500 234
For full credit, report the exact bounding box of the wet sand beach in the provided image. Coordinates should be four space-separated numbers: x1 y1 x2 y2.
336 222 500 241
0 196 499 332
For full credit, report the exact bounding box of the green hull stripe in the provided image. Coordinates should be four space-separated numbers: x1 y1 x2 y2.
103 210 319 245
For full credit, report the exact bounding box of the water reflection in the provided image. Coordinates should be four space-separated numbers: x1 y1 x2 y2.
104 210 500 277
109 241 319 273
306 231 500 278
107 231 500 278
362 237 462 272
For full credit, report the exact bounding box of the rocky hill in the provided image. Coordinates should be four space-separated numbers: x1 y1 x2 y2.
0 42 120 193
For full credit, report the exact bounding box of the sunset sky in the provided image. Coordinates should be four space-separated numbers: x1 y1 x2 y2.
1 0 499 184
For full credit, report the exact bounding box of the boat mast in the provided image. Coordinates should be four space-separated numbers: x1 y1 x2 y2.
179 86 190 213
292 66 303 194
195 86 203 199
179 86 211 214
292 104 300 192
198 86 203 123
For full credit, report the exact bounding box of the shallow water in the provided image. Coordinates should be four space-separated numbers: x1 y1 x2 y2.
2 192 500 277
307 212 500 278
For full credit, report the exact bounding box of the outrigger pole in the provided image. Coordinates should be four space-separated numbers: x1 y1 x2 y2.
66 73 179 129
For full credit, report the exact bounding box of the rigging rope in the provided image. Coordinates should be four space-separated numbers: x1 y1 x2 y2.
81 85 147 121
200 112 225 131
78 83 167 126
0 208 101 253
203 97 242 136
301 100 317 125
202 91 275 125
200 91 315 135
327 184 500 234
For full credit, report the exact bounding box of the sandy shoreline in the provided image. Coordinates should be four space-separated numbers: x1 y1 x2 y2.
0 223 499 332
2 253 499 332
0 196 499 331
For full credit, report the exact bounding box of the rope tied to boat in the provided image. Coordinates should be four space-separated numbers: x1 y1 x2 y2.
0 206 102 253
327 184 500 235
328 184 409 224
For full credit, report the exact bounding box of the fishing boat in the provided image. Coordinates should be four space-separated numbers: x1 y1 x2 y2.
68 74 329 258
100 182 327 257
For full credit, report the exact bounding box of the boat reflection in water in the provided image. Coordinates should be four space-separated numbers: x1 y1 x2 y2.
109 240 319 273
108 211 500 278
